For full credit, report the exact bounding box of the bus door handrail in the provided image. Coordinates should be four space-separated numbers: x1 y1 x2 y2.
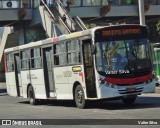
40 0 56 21
56 0 75 32
75 16 87 30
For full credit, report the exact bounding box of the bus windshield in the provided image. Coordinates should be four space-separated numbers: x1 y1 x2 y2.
95 38 152 76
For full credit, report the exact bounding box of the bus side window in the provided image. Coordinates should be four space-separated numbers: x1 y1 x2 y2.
54 45 59 65
6 54 14 72
54 43 66 66
31 48 42 69
67 39 80 64
21 50 30 70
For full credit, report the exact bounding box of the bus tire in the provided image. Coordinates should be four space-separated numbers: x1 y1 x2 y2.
28 86 37 105
122 97 136 105
74 85 86 109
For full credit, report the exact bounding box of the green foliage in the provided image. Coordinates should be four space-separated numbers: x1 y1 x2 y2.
156 21 160 34
67 0 75 5
86 23 97 29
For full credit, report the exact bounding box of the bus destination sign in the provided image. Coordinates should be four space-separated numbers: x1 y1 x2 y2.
95 25 148 41
102 28 141 36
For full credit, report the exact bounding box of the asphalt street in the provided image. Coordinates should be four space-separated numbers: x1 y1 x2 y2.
0 83 160 128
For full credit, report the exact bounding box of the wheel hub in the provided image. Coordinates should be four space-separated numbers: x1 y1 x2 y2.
77 90 83 103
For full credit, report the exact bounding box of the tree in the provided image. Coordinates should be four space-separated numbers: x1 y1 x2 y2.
156 21 160 35
67 0 75 5
126 0 132 4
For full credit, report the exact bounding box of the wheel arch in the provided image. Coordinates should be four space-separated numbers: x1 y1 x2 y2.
72 81 81 99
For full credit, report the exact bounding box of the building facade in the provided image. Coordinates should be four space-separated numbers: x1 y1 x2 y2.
67 0 160 42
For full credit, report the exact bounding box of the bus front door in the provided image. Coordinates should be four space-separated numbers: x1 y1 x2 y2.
43 47 56 98
14 53 22 97
82 39 97 98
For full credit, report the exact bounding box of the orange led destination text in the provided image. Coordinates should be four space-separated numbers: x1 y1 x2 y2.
102 28 141 36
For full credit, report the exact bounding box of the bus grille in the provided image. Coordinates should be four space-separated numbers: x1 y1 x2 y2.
118 87 143 94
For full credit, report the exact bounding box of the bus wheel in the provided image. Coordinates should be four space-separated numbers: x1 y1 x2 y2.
122 97 136 105
28 86 37 105
74 85 86 109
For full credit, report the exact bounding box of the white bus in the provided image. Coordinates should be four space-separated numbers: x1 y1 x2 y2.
4 24 156 108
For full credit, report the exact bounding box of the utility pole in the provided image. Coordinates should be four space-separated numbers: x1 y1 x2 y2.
138 0 145 25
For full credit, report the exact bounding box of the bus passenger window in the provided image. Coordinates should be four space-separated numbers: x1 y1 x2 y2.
54 45 59 65
31 48 42 69
54 43 66 66
54 55 59 65
67 40 80 65
21 50 30 70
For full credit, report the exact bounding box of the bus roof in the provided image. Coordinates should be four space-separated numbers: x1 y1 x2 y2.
4 24 147 53
4 29 92 53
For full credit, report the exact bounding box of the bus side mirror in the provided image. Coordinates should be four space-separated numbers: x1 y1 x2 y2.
92 45 96 54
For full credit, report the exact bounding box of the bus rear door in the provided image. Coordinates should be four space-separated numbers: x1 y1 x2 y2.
14 53 22 96
42 47 56 98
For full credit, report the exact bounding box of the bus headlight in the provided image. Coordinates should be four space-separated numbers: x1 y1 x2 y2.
105 83 109 87
145 80 150 84
98 78 105 84
106 83 115 88
111 84 115 88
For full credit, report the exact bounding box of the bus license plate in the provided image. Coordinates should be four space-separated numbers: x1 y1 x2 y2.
126 88 136 92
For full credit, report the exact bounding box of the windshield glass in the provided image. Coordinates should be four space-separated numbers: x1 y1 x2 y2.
95 39 152 75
